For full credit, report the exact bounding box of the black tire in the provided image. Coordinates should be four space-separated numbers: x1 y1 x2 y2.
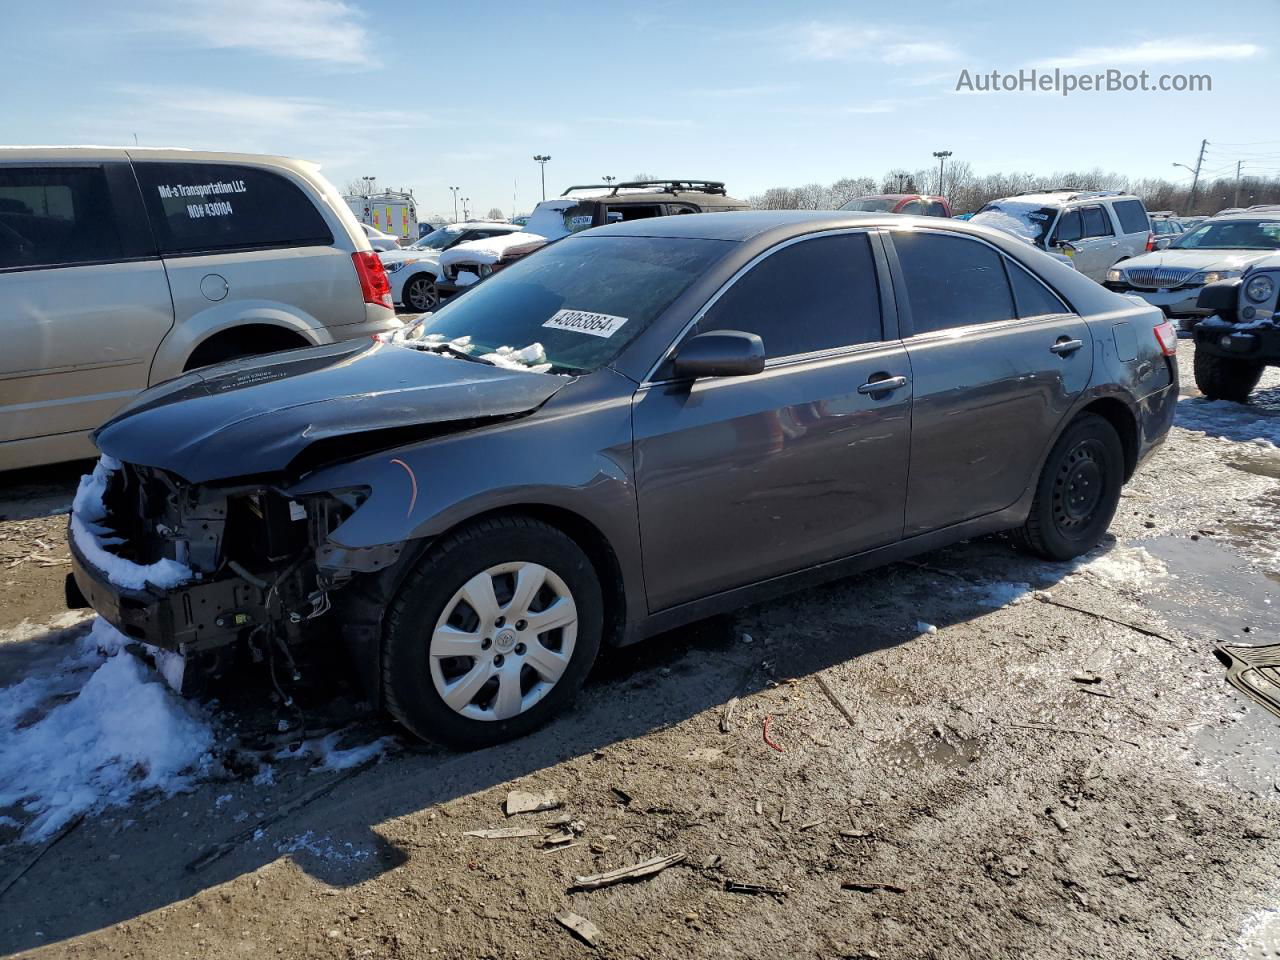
403 273 439 312
382 515 603 749
1013 413 1124 561
1193 347 1264 403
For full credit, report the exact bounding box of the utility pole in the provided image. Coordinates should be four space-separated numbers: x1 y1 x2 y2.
533 155 551 201
1187 139 1207 212
449 186 460 223
932 150 952 197
1234 160 1243 208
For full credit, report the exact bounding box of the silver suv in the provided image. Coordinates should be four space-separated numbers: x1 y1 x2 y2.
970 190 1152 282
0 147 401 471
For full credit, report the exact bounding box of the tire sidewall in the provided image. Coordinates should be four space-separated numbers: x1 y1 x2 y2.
1031 415 1124 561
1193 347 1264 403
384 522 603 748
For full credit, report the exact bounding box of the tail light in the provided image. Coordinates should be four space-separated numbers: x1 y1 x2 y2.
1145 233 1156 252
1153 319 1178 356
351 251 393 309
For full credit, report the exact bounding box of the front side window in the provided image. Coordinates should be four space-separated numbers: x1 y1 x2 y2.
133 162 332 255
0 166 122 270
410 225 467 250
1081 205 1113 238
1054 210 1083 244
417 235 731 374
696 233 882 358
893 231 1016 334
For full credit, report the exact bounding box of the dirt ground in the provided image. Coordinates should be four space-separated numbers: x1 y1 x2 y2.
1 351 1279 960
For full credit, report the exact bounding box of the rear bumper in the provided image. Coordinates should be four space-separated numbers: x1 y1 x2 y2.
69 532 255 653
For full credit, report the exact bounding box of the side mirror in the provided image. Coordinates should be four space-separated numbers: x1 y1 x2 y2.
1197 278 1242 313
672 330 765 379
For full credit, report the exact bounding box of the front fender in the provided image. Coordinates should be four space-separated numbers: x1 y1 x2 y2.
149 301 331 384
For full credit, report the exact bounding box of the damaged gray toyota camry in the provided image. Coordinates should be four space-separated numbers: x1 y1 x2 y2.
67 211 1179 748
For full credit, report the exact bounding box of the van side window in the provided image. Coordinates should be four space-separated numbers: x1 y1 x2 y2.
1111 199 1150 235
0 166 122 270
1081 205 1113 238
132 163 332 256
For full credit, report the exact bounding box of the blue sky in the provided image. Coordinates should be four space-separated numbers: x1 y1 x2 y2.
2 0 1276 219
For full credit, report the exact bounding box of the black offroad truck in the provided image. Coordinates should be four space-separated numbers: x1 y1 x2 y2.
1193 254 1280 401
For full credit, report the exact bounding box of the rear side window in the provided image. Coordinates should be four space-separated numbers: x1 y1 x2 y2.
1081 206 1113 238
1112 198 1150 235
0 166 122 270
132 162 332 255
1007 260 1070 318
697 233 882 357
893 231 1015 334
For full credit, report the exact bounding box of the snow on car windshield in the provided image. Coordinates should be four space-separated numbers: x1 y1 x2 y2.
1170 219 1280 251
413 235 732 375
970 202 1057 246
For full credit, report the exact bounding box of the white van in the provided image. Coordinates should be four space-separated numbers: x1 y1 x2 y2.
0 147 400 471
344 190 418 242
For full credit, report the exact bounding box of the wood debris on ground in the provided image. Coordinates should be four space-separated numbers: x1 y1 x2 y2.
569 852 685 891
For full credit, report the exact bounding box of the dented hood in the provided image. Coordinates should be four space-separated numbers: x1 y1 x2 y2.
95 340 567 483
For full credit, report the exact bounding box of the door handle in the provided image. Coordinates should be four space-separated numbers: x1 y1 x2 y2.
1050 338 1084 355
857 375 908 394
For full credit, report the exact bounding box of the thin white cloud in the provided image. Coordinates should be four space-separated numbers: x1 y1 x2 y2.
1039 38 1262 69
140 0 372 65
778 21 961 64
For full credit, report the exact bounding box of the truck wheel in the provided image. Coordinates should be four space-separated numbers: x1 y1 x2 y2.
382 516 603 749
404 274 439 312
1013 413 1124 561
1193 347 1264 403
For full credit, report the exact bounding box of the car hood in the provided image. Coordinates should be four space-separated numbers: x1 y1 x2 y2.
95 340 568 483
380 248 440 266
438 232 548 269
1120 248 1274 272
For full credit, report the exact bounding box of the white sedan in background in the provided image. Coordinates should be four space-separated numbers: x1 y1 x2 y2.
361 223 401 251
380 221 522 311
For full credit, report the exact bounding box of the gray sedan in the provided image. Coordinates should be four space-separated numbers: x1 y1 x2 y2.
68 211 1179 748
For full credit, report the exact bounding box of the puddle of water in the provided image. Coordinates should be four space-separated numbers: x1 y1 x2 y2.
877 727 981 773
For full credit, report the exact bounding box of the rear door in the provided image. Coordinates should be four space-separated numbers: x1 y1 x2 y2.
0 161 172 448
1071 204 1119 280
130 160 362 346
886 229 1092 535
632 230 912 611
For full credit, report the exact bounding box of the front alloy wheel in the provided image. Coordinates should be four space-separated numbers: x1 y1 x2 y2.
405 274 439 312
430 562 578 721
382 516 603 748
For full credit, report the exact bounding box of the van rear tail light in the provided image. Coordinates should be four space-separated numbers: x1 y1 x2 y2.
1145 233 1156 252
351 251 393 309
1153 319 1178 356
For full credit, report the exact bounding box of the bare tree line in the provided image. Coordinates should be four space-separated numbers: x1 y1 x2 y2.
748 161 1280 216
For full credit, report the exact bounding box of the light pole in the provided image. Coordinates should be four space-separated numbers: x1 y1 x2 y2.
362 175 377 197
463 197 471 220
602 175 616 186
449 186 460 223
932 151 952 197
533 154 551 201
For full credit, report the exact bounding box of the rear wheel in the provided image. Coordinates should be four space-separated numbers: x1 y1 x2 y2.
1013 413 1124 561
404 273 439 312
382 516 603 749
1193 347 1264 403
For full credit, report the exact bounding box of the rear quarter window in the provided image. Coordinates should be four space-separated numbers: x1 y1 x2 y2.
132 162 333 255
1111 199 1150 235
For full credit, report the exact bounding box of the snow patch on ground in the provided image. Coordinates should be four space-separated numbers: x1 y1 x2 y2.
278 729 395 773
1175 397 1280 449
1072 545 1168 590
0 610 95 646
969 581 1034 608
0 619 215 843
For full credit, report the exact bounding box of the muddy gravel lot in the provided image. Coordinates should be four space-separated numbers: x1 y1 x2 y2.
1 351 1278 960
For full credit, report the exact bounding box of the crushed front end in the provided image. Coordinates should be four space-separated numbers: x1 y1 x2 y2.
67 455 395 692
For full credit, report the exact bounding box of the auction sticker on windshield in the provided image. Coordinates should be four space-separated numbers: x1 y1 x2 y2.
543 309 629 338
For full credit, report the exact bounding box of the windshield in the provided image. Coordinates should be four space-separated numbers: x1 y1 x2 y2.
414 235 732 374
409 226 467 250
970 202 1057 246
1170 219 1280 251
839 197 897 212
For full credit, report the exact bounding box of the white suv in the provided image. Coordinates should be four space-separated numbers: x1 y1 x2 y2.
0 147 400 470
970 190 1152 282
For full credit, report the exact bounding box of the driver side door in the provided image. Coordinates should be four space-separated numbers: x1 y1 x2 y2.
631 230 912 612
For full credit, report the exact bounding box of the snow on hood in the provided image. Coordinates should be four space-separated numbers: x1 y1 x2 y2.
0 619 214 843
379 248 440 266
439 231 548 270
